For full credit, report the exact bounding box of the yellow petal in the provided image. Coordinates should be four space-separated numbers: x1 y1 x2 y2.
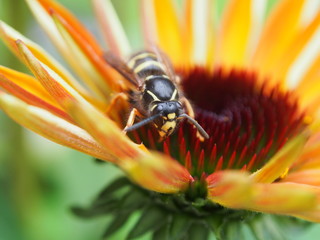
142 0 183 65
92 0 131 57
217 0 251 67
0 92 115 162
207 171 317 214
248 182 317 214
120 152 193 193
250 131 309 183
273 13 320 81
65 97 141 160
65 98 192 193
251 0 304 81
294 54 320 116
292 186 320 222
182 0 194 66
183 0 214 66
293 207 320 222
297 54 320 93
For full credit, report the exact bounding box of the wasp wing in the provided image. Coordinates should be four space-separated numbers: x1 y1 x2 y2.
103 52 141 88
149 45 178 84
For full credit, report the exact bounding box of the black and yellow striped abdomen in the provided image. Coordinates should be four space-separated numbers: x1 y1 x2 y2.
127 51 179 111
127 51 166 78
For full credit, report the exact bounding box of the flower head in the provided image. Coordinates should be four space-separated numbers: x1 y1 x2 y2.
1 0 320 238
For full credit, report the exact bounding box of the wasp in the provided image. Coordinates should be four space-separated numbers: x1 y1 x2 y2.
104 48 209 141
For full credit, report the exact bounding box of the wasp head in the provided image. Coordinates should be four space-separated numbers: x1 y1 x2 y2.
151 101 184 138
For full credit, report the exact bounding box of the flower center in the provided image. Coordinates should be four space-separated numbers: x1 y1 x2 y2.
128 67 306 178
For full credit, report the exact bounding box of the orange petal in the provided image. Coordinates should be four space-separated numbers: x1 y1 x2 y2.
120 152 193 193
292 130 320 170
17 41 148 169
206 170 253 208
0 21 94 101
16 40 86 107
0 68 71 122
142 0 184 65
250 131 309 183
283 169 320 186
0 92 115 162
0 66 56 103
251 0 304 81
207 171 317 214
51 12 117 100
33 0 102 55
92 0 131 57
217 0 251 68
25 0 119 101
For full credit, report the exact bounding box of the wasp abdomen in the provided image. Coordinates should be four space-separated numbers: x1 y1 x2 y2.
128 52 166 78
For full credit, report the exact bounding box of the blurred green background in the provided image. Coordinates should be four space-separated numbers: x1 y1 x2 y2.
0 0 320 239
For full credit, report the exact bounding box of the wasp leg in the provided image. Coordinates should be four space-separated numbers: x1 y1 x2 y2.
106 92 128 116
181 97 195 118
181 97 205 141
175 75 181 85
123 108 143 134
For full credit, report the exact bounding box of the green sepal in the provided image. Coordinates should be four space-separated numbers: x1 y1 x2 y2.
119 187 149 212
102 210 133 238
70 201 118 218
187 221 210 240
151 216 171 240
93 177 131 206
72 176 312 240
94 158 107 164
248 215 312 240
127 205 167 239
219 221 246 240
169 214 192 240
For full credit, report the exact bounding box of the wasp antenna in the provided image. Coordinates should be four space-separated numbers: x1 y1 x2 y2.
179 114 209 139
125 113 162 132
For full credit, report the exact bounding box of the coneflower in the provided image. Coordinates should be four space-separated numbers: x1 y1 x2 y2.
1 0 320 239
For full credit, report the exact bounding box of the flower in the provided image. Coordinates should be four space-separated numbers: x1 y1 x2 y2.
1 0 320 238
